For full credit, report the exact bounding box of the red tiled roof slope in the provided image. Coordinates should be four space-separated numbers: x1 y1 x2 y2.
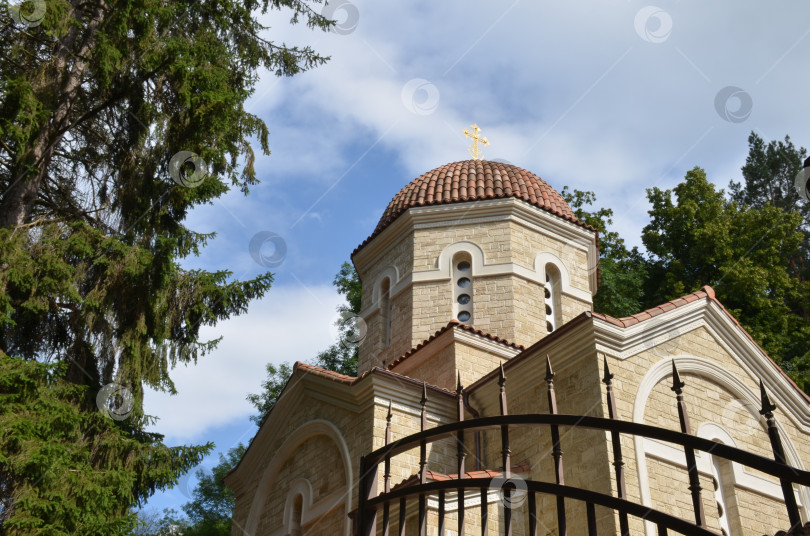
591 286 714 328
294 361 359 385
592 285 810 406
388 320 525 371
391 464 531 492
353 160 597 257
293 361 458 397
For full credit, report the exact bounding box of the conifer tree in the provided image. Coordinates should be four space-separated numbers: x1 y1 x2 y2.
0 0 332 532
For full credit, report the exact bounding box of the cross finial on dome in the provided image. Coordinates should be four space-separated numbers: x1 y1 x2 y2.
462 123 489 160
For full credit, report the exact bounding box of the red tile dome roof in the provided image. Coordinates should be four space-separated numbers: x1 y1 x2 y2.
353 160 593 256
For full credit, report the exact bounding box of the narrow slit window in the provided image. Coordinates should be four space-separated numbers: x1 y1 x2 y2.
545 264 561 333
381 278 391 347
453 255 473 324
290 494 303 536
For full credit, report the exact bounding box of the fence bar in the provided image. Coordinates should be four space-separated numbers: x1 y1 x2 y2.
419 382 428 536
418 495 426 536
546 356 567 536
760 380 802 530
603 357 629 536
480 488 487 536
457 372 466 536
586 502 597 536
671 361 706 528
398 497 406 536
383 401 392 536
529 492 538 536
438 490 445 535
358 454 378 536
499 364 513 536
657 523 668 535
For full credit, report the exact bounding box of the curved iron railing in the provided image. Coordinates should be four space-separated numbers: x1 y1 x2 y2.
356 360 809 536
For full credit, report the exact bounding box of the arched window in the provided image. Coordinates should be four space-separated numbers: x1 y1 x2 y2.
289 494 303 536
453 253 473 324
381 277 391 347
544 264 561 333
710 456 738 535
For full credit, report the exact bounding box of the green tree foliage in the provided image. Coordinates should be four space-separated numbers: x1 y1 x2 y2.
246 362 294 427
561 187 647 318
132 508 186 535
135 445 245 535
247 262 360 425
643 166 809 390
729 132 809 311
0 0 332 532
0 357 209 535
178 445 246 536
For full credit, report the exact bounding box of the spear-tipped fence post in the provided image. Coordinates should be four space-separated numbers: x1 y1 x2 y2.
603 356 629 536
383 400 392 536
670 360 706 528
456 372 466 536
546 355 567 536
418 382 427 536
759 379 802 530
358 454 378 536
499 363 513 536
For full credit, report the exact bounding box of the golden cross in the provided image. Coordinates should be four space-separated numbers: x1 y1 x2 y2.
463 124 489 160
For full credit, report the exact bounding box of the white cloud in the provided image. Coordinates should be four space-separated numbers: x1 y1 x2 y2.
143 284 344 442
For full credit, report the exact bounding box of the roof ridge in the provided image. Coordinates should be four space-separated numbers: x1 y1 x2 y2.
591 285 810 406
391 463 531 491
293 362 360 384
387 320 525 371
591 285 713 328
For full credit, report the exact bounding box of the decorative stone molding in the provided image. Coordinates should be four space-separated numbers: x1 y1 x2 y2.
243 419 353 536
632 356 809 536
352 198 599 295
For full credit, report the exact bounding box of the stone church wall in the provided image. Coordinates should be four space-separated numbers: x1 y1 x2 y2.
357 230 414 371
467 349 616 535
603 324 809 535
230 386 376 536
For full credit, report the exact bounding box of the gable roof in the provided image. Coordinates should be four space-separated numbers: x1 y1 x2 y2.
387 320 525 371
467 286 810 406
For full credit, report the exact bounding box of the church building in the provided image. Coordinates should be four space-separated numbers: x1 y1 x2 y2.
225 156 810 535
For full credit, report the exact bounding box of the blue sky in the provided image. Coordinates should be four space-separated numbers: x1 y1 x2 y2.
141 0 810 515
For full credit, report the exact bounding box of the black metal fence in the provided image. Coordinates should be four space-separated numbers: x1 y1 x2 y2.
357 358 810 536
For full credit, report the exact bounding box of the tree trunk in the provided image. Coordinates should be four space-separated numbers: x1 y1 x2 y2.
0 0 108 228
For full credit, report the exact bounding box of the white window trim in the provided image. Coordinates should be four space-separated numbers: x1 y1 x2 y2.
632 356 809 536
452 253 474 324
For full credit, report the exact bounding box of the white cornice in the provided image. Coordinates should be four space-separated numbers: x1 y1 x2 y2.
466 318 597 413
353 198 599 294
591 300 810 432
390 326 522 381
